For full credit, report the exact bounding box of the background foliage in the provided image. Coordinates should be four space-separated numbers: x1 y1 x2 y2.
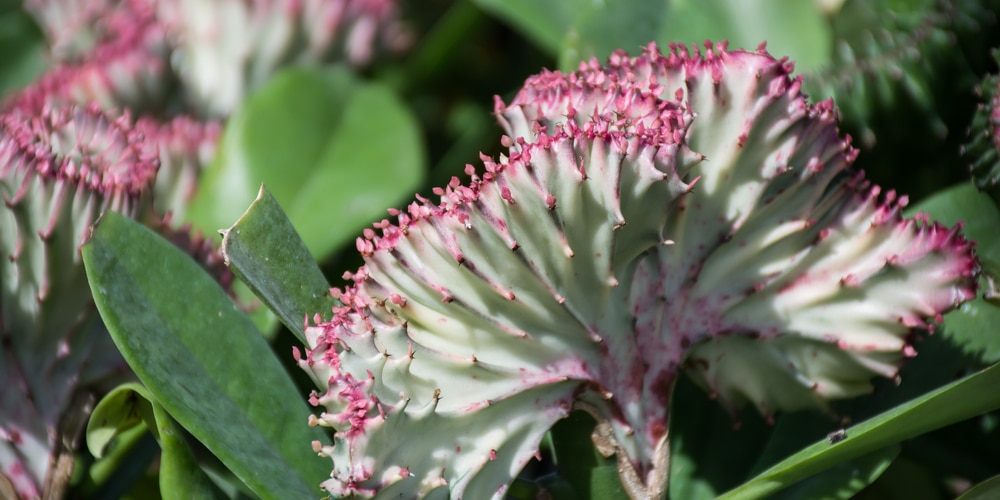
6 0 1000 498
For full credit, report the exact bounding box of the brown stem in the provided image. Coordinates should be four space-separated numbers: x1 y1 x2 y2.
576 401 673 499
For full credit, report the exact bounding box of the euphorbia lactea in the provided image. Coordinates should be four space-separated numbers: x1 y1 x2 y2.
298 42 978 498
0 104 157 498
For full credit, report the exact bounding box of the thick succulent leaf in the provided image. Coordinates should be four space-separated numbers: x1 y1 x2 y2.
82 211 328 499
717 362 1000 499
87 382 224 500
909 183 1000 362
185 66 424 262
221 185 336 344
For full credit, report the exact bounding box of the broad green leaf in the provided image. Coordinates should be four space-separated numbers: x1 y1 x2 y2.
909 183 1000 362
186 66 425 262
470 0 577 54
87 383 224 500
221 185 335 344
958 474 1000 500
649 0 830 71
558 0 665 71
82 212 329 499
717 362 1000 499
471 0 831 72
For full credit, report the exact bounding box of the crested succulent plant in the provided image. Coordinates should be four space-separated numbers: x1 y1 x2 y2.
802 0 992 146
23 0 121 61
10 0 172 116
298 42 978 498
0 104 158 498
17 0 407 120
134 115 221 221
155 0 409 117
964 48 1000 200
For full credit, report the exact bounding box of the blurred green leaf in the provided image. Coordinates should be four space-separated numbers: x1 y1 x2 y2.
645 0 830 70
958 473 1000 500
0 7 46 95
472 0 831 71
470 0 577 54
558 0 665 70
82 212 329 499
909 183 1000 363
87 383 224 500
718 362 1000 499
221 185 335 344
186 66 425 262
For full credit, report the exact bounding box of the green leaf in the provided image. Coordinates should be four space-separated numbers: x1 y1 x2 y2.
87 384 155 460
958 474 1000 500
82 212 329 499
548 412 624 499
655 0 830 71
470 0 577 54
87 383 225 500
0 7 46 95
221 185 336 344
765 446 898 500
668 376 775 499
561 0 831 71
717 362 1000 499
908 183 1000 362
186 66 425 262
558 0 665 70
471 0 831 72
79 411 158 498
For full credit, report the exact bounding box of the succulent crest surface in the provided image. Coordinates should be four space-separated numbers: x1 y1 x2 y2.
11 0 171 115
964 48 1000 196
300 42 978 498
135 115 221 221
0 104 157 498
157 0 407 117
